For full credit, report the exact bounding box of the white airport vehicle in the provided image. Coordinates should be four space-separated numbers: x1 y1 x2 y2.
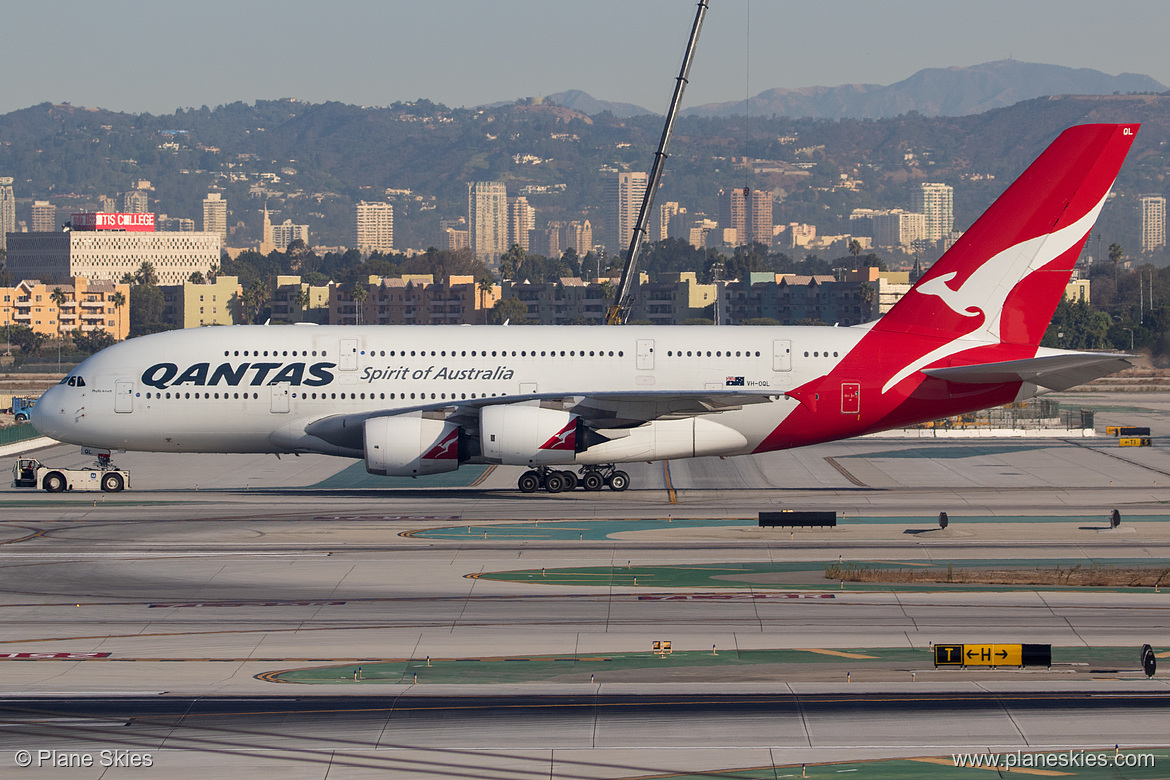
28 125 1141 493
12 454 130 493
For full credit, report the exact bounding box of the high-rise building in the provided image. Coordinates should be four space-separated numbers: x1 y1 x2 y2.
747 189 773 247
1141 195 1166 253
717 188 773 247
562 220 593 257
202 193 228 239
604 172 648 255
468 181 508 263
718 188 748 244
271 220 310 251
873 210 927 248
98 195 117 213
652 202 680 242
508 196 535 252
913 182 953 243
0 177 14 253
353 201 394 253
30 201 57 232
123 190 149 214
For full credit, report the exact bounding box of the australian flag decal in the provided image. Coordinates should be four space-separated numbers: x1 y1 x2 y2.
725 376 745 387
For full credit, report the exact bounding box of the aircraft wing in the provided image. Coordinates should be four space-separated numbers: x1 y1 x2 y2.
922 351 1133 392
300 389 776 452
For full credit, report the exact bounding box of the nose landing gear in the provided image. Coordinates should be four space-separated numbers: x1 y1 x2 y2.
516 465 630 493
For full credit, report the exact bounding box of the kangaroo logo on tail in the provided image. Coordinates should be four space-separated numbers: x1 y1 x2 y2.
883 191 1111 393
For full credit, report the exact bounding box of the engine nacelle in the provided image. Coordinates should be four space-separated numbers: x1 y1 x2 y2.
364 415 461 476
481 405 581 466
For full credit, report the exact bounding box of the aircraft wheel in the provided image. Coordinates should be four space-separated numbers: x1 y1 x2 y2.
101 472 125 493
517 471 540 493
560 471 578 491
43 472 66 493
582 472 604 491
544 472 566 493
607 470 630 491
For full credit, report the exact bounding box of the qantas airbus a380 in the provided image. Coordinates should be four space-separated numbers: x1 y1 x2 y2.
32 124 1139 493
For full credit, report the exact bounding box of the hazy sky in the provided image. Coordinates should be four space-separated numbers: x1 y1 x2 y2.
5 0 1170 116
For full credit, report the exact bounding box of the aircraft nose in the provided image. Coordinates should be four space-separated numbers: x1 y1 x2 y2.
30 386 63 441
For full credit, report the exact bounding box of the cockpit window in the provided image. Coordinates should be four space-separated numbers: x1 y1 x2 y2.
65 376 86 387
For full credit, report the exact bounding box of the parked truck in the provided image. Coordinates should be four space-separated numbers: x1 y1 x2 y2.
10 397 36 422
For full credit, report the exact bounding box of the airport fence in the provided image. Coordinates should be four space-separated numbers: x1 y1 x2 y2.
913 400 1094 432
0 424 41 447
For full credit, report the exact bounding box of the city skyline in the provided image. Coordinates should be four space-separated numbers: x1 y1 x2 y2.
2 1 1170 117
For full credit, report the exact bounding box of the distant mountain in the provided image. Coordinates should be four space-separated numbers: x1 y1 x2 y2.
545 89 653 118
681 60 1167 120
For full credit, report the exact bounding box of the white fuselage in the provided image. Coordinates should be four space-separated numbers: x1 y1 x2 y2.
33 324 869 460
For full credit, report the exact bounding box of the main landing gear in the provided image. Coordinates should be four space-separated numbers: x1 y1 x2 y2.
517 465 629 494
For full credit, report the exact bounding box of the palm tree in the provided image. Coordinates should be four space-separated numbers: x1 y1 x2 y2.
188 271 206 284
858 281 876 317
292 286 311 322
477 274 495 312
49 287 68 340
1109 242 1125 284
848 239 862 259
352 284 368 325
49 287 68 370
110 291 126 339
244 279 269 324
135 261 158 286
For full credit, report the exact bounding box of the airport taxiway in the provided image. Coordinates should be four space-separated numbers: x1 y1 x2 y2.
1 393 1169 776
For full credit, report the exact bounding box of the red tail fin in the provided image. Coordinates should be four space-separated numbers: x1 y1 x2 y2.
875 124 1138 347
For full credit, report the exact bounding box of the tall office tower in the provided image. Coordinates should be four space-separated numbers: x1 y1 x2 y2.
271 220 310 251
873 210 927 248
562 219 593 257
747 189 773 247
1141 195 1166 252
202 193 228 239
508 196 535 252
718 188 748 244
98 195 117 213
123 190 149 213
30 201 57 232
604 171 648 255
913 182 953 243
0 177 13 252
468 181 508 263
652 201 680 242
353 201 394 253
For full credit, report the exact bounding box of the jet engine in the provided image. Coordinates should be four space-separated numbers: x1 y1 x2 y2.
364 415 462 476
480 405 597 466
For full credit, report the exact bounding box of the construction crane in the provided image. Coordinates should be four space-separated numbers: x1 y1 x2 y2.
605 0 708 325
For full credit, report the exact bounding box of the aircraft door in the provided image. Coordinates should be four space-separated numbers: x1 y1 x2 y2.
841 382 861 415
114 380 134 413
636 339 655 370
270 385 290 414
773 339 792 372
339 339 359 371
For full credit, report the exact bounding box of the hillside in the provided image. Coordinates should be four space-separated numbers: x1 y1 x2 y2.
1 93 1169 253
683 61 1167 119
